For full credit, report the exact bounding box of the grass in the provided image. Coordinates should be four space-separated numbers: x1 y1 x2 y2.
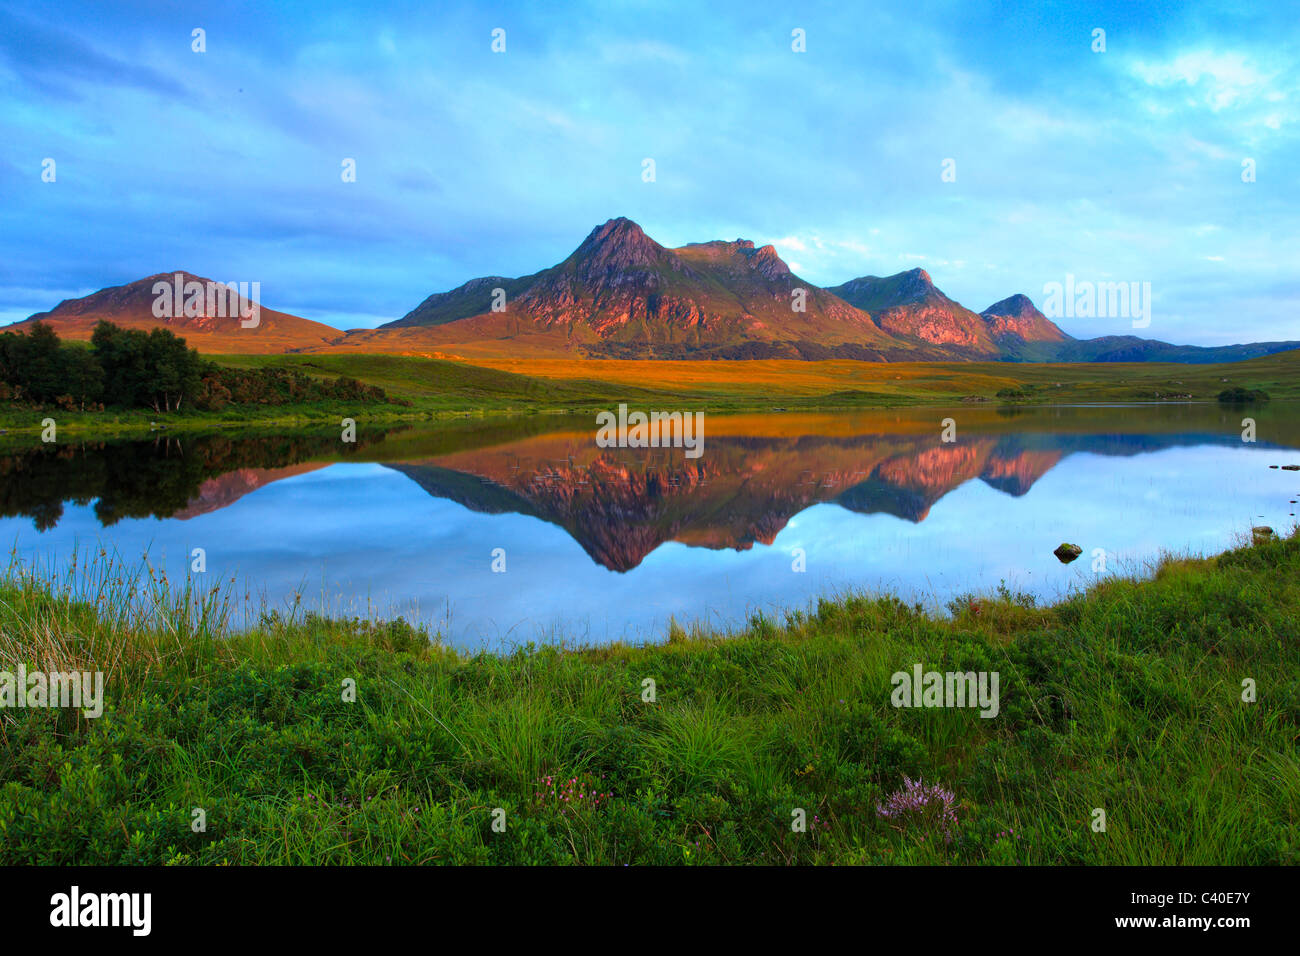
3 346 1295 436
225 348 1300 409
0 531 1295 865
463 349 1300 405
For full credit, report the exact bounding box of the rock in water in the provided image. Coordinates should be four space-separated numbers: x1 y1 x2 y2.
1053 543 1083 563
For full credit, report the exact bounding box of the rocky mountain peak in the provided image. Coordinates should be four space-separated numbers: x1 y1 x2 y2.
981 293 1037 319
741 243 792 280
570 217 670 277
980 293 1068 343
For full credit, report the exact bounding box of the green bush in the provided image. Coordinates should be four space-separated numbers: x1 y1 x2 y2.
1218 386 1270 403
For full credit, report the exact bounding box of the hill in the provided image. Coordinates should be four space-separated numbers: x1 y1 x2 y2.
15 272 342 354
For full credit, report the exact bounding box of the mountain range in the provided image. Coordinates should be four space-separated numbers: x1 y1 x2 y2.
13 218 1299 363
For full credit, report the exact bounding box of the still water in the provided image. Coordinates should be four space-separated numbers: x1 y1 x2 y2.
1 404 1295 649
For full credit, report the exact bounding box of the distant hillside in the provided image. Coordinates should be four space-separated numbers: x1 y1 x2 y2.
16 272 342 354
998 334 1300 364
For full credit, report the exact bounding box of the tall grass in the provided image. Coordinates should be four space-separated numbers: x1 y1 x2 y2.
0 532 1296 865
0 546 235 693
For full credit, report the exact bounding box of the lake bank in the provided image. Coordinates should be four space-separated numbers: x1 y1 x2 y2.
0 348 1294 436
0 530 1296 865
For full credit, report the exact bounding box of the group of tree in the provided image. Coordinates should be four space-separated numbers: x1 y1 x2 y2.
195 363 391 410
0 321 392 412
0 321 106 409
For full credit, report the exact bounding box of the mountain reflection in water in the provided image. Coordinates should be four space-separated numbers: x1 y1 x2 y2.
0 405 1295 647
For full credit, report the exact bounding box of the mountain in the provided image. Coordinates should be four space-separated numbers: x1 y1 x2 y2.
363 218 929 360
980 294 1071 345
827 268 1008 355
14 224 1299 363
14 272 342 354
381 218 1281 363
976 293 1300 363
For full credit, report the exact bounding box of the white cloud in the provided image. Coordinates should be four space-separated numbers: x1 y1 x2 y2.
1131 51 1271 111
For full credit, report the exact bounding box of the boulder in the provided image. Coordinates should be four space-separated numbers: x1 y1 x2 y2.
1053 543 1083 563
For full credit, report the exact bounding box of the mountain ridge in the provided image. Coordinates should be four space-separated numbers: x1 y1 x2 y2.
12 221 1299 364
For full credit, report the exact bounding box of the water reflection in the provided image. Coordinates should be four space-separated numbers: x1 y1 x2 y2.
0 404 1295 646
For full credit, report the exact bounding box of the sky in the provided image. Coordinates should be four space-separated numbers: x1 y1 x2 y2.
0 0 1296 344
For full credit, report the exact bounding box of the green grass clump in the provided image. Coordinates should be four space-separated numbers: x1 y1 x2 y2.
0 535 1296 865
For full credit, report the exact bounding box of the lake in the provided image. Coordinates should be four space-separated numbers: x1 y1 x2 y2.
1 403 1295 649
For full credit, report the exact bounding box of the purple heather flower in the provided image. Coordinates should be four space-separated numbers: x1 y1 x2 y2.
876 775 959 843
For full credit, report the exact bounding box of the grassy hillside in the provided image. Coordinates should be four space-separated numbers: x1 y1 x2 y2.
0 353 674 434
216 353 675 408
461 349 1300 405
2 346 1295 435
0 531 1295 865
218 347 1300 407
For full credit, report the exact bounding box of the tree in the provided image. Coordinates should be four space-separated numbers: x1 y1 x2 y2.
143 328 204 412
89 322 207 411
58 346 104 409
22 321 64 401
91 321 151 407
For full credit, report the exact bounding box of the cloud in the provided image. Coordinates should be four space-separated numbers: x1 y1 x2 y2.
0 9 186 99
0 1 1296 345
1131 51 1269 111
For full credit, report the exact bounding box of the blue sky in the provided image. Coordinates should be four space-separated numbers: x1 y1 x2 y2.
1 0 1296 344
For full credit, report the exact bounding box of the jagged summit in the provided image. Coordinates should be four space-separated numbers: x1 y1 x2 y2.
674 237 792 282
570 217 670 272
980 293 1069 343
561 217 684 284
982 293 1037 317
741 243 791 281
827 267 996 353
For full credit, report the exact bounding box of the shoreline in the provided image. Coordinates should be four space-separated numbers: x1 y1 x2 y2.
0 532 1295 864
0 395 1288 440
0 346 1291 436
